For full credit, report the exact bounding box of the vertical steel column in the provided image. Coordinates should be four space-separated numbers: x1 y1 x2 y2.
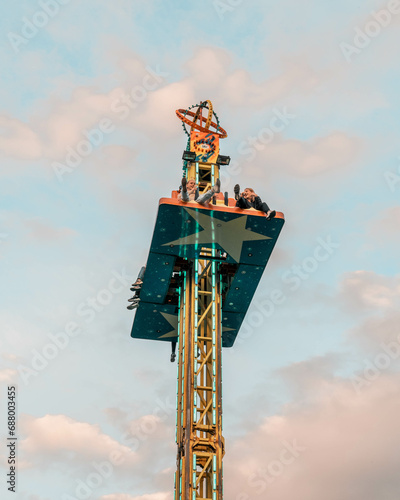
175 257 224 499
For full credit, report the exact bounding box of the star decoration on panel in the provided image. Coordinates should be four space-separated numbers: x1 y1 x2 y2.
158 312 178 339
162 207 271 262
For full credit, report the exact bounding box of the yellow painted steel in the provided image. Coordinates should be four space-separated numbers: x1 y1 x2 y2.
204 100 214 130
175 257 224 499
190 100 213 132
186 161 223 206
185 159 226 207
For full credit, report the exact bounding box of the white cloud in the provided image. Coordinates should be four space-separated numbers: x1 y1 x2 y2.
100 493 172 500
349 311 400 352
1 352 18 362
0 368 17 382
224 371 400 500
37 86 121 159
254 131 362 177
20 414 137 466
0 115 42 160
339 270 400 312
24 218 77 243
369 206 400 243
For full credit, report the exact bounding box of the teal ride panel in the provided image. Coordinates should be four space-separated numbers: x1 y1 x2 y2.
132 302 178 341
148 203 282 265
223 264 266 314
140 253 176 304
220 311 245 348
131 199 284 347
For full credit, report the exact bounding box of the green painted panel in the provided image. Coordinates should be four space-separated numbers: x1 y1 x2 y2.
223 264 265 313
131 302 178 342
150 203 284 265
130 201 285 347
141 253 176 304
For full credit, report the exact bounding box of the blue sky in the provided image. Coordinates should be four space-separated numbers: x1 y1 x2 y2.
1 1 400 499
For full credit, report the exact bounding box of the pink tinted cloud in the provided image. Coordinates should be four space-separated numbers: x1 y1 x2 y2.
348 311 400 351
183 47 322 108
0 115 42 160
254 131 362 177
0 46 361 173
368 206 400 243
339 270 400 313
83 145 147 210
224 372 400 500
135 81 196 136
184 47 231 89
37 86 121 159
24 218 77 243
223 60 320 107
334 270 400 350
20 414 137 466
0 368 17 382
100 493 172 500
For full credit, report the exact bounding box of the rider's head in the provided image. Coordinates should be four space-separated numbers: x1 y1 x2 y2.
243 188 255 200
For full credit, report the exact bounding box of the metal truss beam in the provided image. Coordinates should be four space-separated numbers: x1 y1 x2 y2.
175 256 224 499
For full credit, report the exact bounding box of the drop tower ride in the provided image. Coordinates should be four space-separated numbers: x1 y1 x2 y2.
130 100 285 499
